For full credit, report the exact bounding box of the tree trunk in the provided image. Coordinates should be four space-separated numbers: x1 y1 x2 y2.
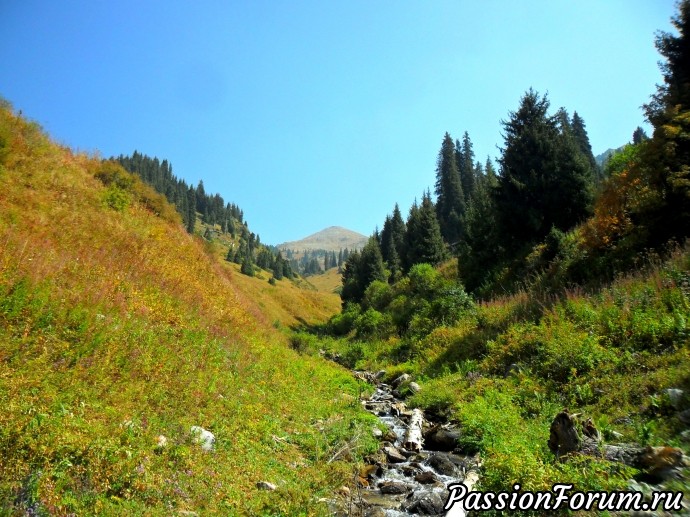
403 408 424 452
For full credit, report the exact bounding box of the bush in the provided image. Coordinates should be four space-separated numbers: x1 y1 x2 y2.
354 308 393 339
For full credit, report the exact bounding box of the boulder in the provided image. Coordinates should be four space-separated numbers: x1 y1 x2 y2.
414 470 439 484
256 481 277 491
424 426 461 452
402 490 446 515
408 382 421 393
392 373 411 388
664 388 684 409
428 453 456 476
378 480 412 494
384 446 407 463
190 426 215 452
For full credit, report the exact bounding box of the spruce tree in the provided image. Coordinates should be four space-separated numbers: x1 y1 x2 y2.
434 133 465 244
495 90 593 253
406 192 447 268
571 111 598 172
459 131 477 203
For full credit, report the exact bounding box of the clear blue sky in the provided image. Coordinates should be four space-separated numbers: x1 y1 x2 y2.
0 0 677 245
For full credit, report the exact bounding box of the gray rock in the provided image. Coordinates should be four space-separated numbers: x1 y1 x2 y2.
375 370 386 379
392 373 411 388
372 427 383 438
678 408 690 425
428 453 456 476
665 388 684 409
402 490 446 515
384 446 407 463
408 382 421 393
680 430 690 442
424 427 461 452
256 481 276 491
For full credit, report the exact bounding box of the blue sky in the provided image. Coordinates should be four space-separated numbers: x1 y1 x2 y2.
0 0 677 244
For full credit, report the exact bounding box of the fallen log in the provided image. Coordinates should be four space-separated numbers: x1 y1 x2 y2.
403 408 424 452
445 468 480 517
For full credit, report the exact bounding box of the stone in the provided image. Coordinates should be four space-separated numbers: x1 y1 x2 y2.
680 430 690 442
408 382 421 393
256 481 277 491
391 373 411 388
372 427 383 438
190 426 215 452
424 427 461 452
384 446 407 463
375 370 386 379
664 388 684 409
155 435 168 448
428 453 456 476
414 470 439 484
378 480 412 494
402 490 446 515
677 408 690 425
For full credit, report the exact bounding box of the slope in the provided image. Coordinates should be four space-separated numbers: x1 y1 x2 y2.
0 101 376 515
278 226 368 253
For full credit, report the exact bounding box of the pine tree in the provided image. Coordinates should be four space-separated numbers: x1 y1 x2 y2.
571 111 598 172
459 131 477 203
434 133 465 244
406 192 447 268
495 90 593 253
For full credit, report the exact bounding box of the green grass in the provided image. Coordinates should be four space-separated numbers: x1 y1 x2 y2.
0 102 379 515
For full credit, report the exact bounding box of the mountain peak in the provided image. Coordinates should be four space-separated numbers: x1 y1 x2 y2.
278 227 368 252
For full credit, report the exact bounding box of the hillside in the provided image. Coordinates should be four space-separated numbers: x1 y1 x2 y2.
278 226 368 253
0 103 375 515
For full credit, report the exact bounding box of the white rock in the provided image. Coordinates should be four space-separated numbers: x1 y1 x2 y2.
392 373 411 388
156 435 168 448
190 426 215 452
256 481 277 491
408 382 421 393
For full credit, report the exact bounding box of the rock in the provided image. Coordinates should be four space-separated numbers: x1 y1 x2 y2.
190 426 215 452
364 508 386 517
639 445 686 480
375 370 386 379
378 480 412 494
408 382 421 393
402 490 446 515
680 430 690 442
392 373 411 388
383 430 398 442
609 430 624 440
424 427 461 452
256 481 277 491
664 388 684 409
337 485 350 497
414 470 439 484
428 453 456 476
547 409 582 456
155 435 168 448
372 427 383 438
678 408 690 425
384 446 407 463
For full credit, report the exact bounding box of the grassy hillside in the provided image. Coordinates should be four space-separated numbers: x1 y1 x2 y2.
304 269 343 295
0 102 377 515
298 254 690 499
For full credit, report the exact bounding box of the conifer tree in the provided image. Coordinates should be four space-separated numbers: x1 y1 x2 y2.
406 192 447 268
459 131 477 203
434 133 465 244
495 90 593 253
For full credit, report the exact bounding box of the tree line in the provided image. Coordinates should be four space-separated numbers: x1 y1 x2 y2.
342 0 690 303
115 151 293 281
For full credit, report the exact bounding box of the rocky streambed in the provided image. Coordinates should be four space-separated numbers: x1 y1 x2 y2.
332 372 480 517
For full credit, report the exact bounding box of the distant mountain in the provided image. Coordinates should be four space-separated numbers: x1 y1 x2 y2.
278 226 368 252
595 146 625 167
